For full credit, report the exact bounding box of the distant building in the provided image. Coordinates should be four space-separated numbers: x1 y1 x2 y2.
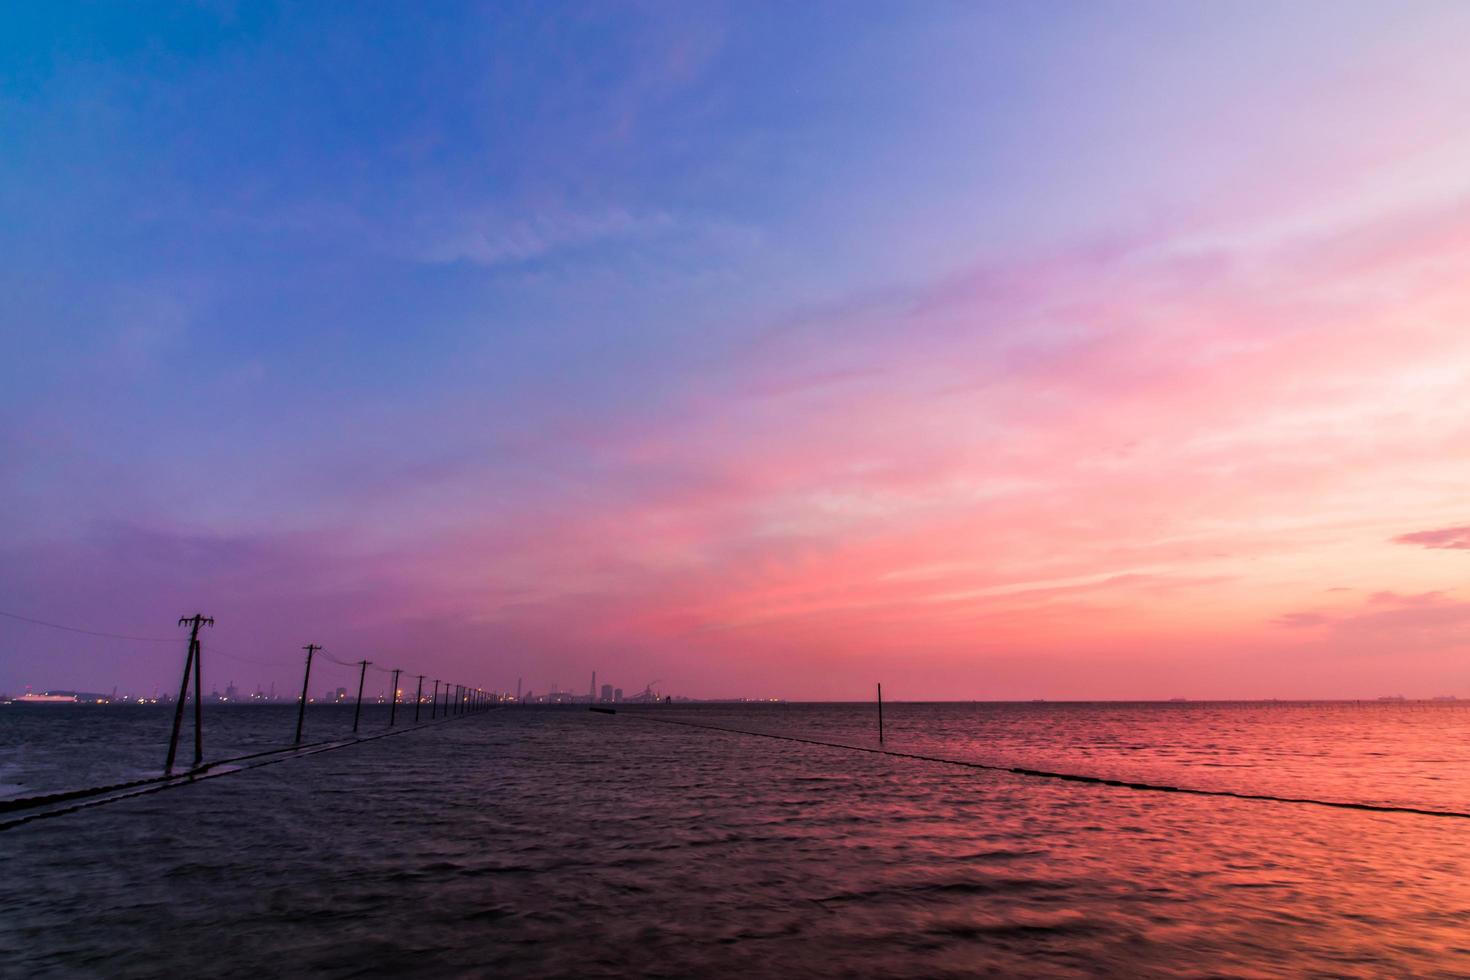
600 683 613 702
613 688 623 703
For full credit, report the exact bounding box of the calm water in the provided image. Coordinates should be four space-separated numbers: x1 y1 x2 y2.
3 702 1469 977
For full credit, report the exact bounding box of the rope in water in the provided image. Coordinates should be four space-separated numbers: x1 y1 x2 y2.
605 710 1470 821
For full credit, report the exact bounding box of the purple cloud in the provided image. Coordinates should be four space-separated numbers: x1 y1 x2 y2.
1393 526 1470 550
1272 590 1470 654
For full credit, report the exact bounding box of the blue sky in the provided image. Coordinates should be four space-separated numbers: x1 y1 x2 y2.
4 2 1470 699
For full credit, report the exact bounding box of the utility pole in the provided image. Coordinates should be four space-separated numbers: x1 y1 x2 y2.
877 682 884 744
191 618 206 765
295 643 320 745
165 613 213 772
431 679 439 719
388 668 402 727
353 660 370 733
414 675 424 723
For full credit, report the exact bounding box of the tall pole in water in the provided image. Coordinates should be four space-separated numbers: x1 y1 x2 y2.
165 634 195 773
414 675 424 723
877 682 884 744
295 643 320 745
192 624 205 766
388 668 402 727
431 679 439 719
165 614 212 772
353 660 370 733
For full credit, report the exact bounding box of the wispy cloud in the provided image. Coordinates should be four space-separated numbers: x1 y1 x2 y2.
1393 526 1470 550
1272 591 1470 654
1273 612 1330 629
412 206 676 268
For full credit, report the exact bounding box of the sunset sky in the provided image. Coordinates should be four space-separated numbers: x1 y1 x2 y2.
3 2 1469 700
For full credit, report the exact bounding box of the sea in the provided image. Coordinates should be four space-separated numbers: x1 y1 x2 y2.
2 701 1468 978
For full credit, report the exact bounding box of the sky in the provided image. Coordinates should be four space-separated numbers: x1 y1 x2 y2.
3 1 1470 700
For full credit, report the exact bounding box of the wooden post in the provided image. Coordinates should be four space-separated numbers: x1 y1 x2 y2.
353 660 370 733
165 639 196 772
878 682 884 744
165 614 212 772
414 674 424 723
192 631 205 766
295 644 320 745
388 668 401 727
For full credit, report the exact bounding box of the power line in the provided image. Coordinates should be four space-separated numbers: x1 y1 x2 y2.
317 649 360 668
0 609 177 643
0 612 478 704
606 711 1470 822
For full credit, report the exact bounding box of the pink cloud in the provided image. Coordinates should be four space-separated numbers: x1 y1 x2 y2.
1394 526 1470 550
11 176 1470 700
344 189 1470 695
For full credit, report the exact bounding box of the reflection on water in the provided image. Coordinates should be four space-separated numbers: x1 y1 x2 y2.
3 703 1469 977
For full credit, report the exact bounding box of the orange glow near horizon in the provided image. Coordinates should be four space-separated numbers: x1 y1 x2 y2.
4 5 1470 700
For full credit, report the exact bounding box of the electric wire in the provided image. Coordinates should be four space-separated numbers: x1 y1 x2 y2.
0 609 178 643
603 710 1470 822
